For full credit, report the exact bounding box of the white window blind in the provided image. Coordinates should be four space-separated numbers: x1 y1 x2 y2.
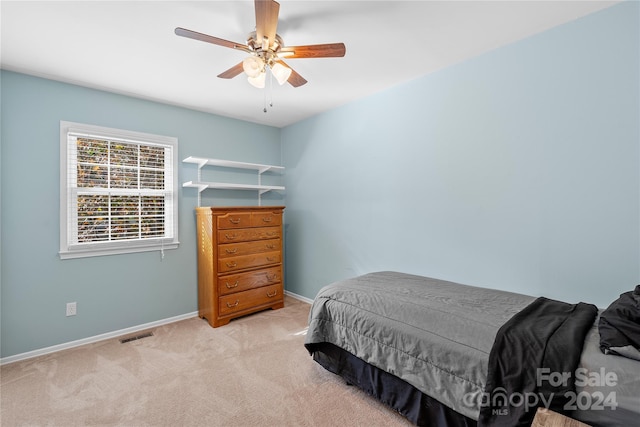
60 121 179 259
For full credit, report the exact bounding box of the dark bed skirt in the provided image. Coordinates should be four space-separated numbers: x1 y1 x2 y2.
308 342 477 427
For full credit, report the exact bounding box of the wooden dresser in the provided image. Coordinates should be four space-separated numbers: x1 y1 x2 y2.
195 206 285 327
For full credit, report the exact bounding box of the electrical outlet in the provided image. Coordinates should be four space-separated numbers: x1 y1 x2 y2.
66 302 77 317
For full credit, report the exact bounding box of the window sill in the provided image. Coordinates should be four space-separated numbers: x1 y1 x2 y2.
59 242 179 259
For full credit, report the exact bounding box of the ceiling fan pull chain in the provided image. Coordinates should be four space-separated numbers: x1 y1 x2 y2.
263 67 275 113
263 87 267 113
263 73 269 113
269 68 274 108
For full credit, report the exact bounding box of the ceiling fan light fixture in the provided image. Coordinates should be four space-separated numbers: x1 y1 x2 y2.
248 72 266 88
271 62 292 86
242 56 264 78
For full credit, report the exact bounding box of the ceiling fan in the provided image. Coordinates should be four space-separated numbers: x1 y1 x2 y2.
175 0 346 89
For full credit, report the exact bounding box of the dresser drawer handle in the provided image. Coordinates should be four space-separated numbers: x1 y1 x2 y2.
225 248 238 254
226 300 240 308
229 218 241 224
262 217 273 223
266 290 278 298
226 261 237 268
265 244 275 250
266 274 278 281
225 281 239 289
266 231 276 237
224 233 238 241
266 257 276 262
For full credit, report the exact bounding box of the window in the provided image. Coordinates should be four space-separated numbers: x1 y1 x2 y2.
60 121 179 259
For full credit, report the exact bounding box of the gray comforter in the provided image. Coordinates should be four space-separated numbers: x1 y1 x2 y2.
304 271 535 420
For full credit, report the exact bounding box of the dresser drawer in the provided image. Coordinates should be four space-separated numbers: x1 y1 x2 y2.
218 226 281 243
219 284 283 315
218 251 281 273
217 212 252 229
251 211 282 227
218 238 281 258
218 266 282 296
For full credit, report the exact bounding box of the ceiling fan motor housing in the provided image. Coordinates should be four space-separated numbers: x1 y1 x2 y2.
246 31 285 67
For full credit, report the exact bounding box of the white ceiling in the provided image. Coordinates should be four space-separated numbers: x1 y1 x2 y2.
1 1 619 128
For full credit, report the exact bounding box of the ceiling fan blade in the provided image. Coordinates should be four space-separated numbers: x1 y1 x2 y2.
274 60 307 87
278 43 346 59
218 62 245 79
255 0 280 49
175 27 251 53
287 69 308 88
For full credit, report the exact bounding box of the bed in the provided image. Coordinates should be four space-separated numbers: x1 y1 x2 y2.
304 271 640 427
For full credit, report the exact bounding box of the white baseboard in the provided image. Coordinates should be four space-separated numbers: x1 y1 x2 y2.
3 293 313 365
0 311 198 366
285 290 314 304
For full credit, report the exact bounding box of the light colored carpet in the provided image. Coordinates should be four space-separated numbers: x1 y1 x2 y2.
1 296 412 426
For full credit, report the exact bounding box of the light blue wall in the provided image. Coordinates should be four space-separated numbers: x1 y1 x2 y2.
281 2 640 308
0 71 283 358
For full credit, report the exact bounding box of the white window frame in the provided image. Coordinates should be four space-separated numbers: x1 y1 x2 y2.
59 121 179 259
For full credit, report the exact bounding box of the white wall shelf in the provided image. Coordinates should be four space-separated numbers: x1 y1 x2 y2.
182 156 285 206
